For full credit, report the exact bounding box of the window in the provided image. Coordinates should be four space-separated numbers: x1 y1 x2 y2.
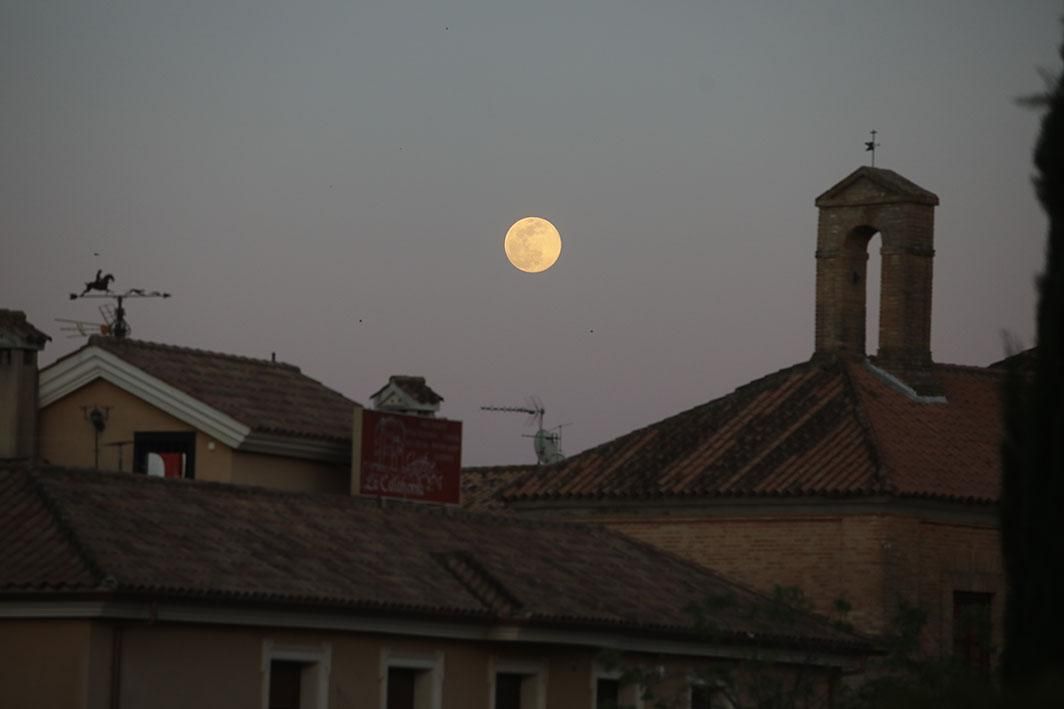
592 667 641 709
133 431 196 479
690 683 711 709
269 661 303 709
953 591 993 675
596 679 619 709
690 680 732 709
491 660 546 709
261 642 331 709
380 649 443 709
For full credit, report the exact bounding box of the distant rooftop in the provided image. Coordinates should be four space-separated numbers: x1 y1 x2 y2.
47 336 357 443
0 464 871 656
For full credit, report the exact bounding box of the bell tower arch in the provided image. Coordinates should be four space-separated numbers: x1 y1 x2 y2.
813 167 940 391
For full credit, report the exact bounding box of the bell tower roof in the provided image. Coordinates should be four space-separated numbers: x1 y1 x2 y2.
815 166 939 208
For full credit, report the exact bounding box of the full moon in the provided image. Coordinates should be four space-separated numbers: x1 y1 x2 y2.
503 217 562 273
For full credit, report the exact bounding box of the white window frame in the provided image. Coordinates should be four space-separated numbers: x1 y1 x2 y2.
260 640 332 709
488 658 548 709
379 648 444 709
688 676 734 709
591 664 644 709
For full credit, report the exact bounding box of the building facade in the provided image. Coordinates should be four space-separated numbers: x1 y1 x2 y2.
483 168 1007 670
0 465 869 709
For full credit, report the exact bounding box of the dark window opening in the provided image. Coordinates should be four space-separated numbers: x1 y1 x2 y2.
596 678 620 709
495 672 523 709
953 591 993 675
268 660 303 709
133 431 196 479
691 683 712 709
0 350 11 366
387 667 418 709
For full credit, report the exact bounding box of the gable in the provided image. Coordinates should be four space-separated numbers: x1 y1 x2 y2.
39 346 249 448
815 166 939 208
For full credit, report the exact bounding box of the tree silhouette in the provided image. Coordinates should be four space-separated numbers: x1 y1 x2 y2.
1001 20 1064 688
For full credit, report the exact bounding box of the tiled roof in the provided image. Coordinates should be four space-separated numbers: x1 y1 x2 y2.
0 465 869 655
75 336 357 442
0 309 51 347
989 347 1037 373
371 375 444 405
502 358 1003 505
461 465 539 511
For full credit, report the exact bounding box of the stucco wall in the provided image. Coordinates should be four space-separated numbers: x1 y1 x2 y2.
231 451 348 494
0 619 96 709
38 378 233 482
38 378 348 493
0 619 837 709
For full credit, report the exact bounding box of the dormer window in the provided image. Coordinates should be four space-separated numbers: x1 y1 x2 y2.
134 431 196 479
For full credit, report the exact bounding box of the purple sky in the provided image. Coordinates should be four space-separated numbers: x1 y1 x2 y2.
2 1 1059 466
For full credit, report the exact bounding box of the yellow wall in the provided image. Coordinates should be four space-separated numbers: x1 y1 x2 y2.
232 450 348 494
38 378 348 493
0 619 97 709
38 378 233 482
1 619 837 709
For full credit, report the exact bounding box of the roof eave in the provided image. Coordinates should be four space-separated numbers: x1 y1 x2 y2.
38 346 251 449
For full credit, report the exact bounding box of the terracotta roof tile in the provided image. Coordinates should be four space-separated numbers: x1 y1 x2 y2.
78 336 357 442
0 465 869 654
502 358 1003 505
461 465 538 511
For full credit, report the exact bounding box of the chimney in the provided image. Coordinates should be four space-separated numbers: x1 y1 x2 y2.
369 375 444 417
0 310 50 461
812 167 941 394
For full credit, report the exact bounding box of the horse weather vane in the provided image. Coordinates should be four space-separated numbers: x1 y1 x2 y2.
69 270 170 340
865 130 880 167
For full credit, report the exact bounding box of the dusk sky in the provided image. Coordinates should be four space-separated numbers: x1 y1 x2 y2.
3 1 1059 466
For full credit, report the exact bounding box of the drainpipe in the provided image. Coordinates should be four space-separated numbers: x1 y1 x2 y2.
110 625 123 709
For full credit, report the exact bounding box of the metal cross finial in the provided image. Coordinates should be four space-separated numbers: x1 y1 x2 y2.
865 130 880 167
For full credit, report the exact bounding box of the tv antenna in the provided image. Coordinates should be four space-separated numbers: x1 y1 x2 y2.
481 397 568 465
68 270 170 340
55 305 118 339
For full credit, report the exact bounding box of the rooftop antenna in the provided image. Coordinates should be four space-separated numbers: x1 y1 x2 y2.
865 129 880 167
68 270 170 340
481 397 567 465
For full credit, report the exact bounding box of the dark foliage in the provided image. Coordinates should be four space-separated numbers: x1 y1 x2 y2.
1000 21 1064 686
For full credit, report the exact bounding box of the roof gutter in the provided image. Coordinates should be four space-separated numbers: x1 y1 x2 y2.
0 597 870 669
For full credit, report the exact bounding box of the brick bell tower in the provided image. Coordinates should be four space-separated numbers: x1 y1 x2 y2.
813 166 941 394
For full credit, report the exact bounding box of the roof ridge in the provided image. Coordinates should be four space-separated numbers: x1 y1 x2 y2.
23 468 108 588
932 361 1006 377
33 466 624 535
88 335 301 372
553 360 816 469
838 359 890 493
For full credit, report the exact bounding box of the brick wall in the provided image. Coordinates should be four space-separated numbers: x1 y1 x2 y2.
592 509 1003 658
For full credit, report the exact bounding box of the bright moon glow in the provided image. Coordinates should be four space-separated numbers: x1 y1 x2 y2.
504 217 562 273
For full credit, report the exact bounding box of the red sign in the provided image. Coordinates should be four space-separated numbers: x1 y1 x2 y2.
358 410 463 504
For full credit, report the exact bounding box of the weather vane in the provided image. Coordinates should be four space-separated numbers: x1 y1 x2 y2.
865 130 880 167
68 269 170 340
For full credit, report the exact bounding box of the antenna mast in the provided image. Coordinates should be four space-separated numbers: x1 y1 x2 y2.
69 270 170 339
481 398 566 465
